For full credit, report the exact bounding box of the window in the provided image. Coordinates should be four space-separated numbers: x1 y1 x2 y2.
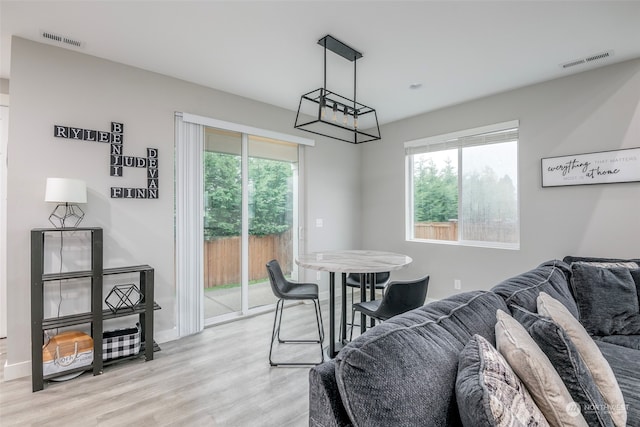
405 121 519 249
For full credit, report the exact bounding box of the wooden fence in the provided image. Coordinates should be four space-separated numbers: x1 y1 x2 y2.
203 229 292 288
414 221 458 241
414 221 517 243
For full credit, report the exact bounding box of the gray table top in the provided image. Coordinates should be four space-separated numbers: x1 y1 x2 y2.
296 249 412 273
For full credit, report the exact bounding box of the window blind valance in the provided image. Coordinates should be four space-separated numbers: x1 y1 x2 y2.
404 120 519 155
180 112 315 147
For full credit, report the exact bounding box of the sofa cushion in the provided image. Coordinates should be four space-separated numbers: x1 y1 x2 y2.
456 334 549 427
537 292 627 427
511 305 614 426
570 263 640 336
596 341 640 427
495 309 588 426
309 360 352 427
335 291 508 427
595 334 640 350
491 260 579 319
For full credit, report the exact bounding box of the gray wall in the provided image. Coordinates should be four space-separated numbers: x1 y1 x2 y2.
7 35 640 376
361 58 640 300
5 37 360 375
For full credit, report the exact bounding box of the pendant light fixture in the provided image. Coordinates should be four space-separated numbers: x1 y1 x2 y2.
294 35 381 144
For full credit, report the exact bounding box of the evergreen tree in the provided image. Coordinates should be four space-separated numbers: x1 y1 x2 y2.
204 152 242 239
203 152 293 239
413 156 458 222
248 158 293 236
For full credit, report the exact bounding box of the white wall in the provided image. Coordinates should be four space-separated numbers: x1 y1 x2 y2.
0 78 8 339
5 37 360 378
361 58 640 300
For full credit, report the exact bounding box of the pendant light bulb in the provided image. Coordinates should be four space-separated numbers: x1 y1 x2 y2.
343 105 349 126
320 95 326 120
332 103 338 122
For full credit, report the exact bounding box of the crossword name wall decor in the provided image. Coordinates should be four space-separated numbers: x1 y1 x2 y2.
54 122 158 199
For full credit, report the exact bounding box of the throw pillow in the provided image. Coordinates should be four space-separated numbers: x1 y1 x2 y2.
571 261 640 303
494 309 588 427
456 334 550 427
570 263 640 336
537 292 627 427
511 305 614 427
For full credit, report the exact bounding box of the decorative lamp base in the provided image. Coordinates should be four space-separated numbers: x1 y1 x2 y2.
48 203 85 228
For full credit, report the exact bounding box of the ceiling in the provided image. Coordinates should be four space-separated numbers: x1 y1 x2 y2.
2 1 640 125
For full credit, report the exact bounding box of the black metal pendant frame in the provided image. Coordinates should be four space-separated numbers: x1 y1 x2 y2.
295 35 381 144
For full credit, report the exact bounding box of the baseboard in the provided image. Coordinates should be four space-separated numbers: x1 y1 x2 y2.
3 359 31 381
2 328 179 382
155 327 179 344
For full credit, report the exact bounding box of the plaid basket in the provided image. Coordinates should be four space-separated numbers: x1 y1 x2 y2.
103 323 141 360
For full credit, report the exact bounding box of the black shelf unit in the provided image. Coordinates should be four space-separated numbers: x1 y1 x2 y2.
31 227 160 392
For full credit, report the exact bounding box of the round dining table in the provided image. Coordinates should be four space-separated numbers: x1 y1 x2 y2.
296 250 412 357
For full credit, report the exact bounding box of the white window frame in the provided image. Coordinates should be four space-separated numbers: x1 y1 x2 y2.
405 120 520 250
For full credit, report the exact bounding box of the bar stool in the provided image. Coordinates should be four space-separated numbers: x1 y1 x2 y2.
350 276 430 340
266 259 325 366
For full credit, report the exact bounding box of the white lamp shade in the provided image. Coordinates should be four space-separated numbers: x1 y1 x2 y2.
45 178 87 203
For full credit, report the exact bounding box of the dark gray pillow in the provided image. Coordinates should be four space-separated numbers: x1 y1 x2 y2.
512 305 615 427
570 263 640 336
456 334 549 427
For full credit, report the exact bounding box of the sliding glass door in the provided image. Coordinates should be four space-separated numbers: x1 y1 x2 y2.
247 136 298 310
203 128 299 321
203 128 243 317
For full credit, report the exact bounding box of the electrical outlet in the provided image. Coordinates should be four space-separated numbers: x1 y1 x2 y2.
454 279 461 290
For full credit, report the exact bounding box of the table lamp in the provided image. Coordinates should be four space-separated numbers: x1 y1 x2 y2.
45 177 87 228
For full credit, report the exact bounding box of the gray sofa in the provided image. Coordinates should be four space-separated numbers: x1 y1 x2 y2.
309 257 640 426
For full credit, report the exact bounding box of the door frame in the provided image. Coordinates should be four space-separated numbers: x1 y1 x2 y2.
175 112 314 334
0 101 9 338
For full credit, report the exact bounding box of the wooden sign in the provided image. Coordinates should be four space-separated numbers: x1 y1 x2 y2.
541 147 640 187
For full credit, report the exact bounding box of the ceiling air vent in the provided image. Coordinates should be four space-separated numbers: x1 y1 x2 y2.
41 31 83 48
561 50 613 69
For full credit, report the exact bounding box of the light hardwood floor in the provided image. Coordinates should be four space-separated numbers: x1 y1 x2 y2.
0 300 341 427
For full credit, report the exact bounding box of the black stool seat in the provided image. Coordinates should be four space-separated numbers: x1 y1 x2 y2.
342 272 391 333
345 272 390 289
278 282 319 300
351 276 430 339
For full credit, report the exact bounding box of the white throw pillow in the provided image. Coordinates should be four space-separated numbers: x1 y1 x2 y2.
495 309 588 427
537 292 627 427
